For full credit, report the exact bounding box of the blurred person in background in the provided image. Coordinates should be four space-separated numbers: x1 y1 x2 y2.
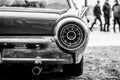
112 0 120 32
103 0 111 32
90 0 102 31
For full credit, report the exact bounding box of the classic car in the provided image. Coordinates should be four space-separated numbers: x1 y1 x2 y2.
0 0 89 76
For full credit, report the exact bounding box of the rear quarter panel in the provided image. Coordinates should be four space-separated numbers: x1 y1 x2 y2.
0 8 60 36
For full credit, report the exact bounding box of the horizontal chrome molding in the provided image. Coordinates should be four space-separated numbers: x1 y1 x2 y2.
0 36 54 43
2 58 68 62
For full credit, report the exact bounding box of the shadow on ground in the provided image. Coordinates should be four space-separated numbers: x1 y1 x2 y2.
0 65 78 80
0 72 72 80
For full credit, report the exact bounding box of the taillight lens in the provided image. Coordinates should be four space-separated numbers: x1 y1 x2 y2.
56 23 85 51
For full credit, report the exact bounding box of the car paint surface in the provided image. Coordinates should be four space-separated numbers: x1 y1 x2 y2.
0 0 89 67
0 0 78 36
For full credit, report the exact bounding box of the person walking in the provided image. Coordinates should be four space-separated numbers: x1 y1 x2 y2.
112 0 120 32
90 0 102 31
103 0 111 32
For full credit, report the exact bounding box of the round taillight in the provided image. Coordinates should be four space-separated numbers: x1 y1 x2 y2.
56 23 85 51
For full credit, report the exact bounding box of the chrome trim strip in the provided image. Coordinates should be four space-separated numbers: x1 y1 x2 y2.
2 58 68 62
79 7 88 18
0 37 54 43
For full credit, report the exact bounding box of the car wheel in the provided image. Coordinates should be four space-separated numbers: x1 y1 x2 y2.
63 57 83 76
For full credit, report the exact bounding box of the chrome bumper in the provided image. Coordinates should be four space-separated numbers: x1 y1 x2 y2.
0 36 74 64
2 58 70 64
0 35 87 64
0 36 54 43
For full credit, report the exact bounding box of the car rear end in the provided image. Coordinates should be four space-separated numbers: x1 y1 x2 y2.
0 0 89 76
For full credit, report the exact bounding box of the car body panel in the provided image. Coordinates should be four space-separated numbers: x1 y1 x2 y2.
0 8 61 35
0 0 89 75
0 0 81 36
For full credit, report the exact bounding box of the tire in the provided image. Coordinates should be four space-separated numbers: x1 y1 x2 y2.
63 57 83 76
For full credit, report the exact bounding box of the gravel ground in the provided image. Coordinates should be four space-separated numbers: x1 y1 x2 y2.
81 46 120 80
